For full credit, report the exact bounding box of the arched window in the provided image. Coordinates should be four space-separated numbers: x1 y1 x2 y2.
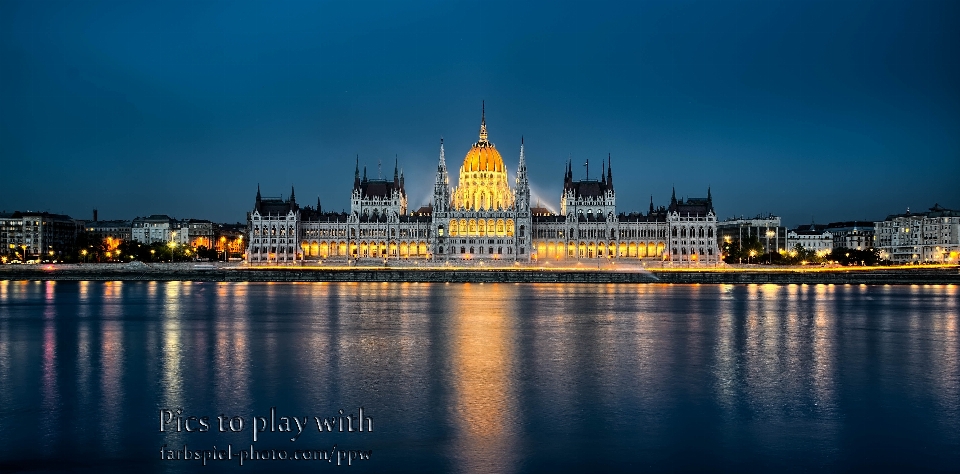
439 246 444 254
460 247 465 254
672 227 677 237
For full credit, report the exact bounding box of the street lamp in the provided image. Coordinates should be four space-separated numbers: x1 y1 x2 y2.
80 249 87 264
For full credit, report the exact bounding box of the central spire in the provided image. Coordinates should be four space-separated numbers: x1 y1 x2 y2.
478 100 488 143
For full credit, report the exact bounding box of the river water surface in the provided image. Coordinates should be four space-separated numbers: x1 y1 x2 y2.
0 281 957 473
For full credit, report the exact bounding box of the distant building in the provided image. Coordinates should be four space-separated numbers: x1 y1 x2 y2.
132 215 176 245
85 220 132 247
717 214 786 254
787 224 833 256
824 221 875 251
875 204 960 264
181 219 215 248
0 211 79 261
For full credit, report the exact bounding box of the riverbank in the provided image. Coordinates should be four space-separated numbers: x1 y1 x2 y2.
1 263 957 284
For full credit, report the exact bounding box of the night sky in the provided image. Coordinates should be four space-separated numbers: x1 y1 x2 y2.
2 0 958 226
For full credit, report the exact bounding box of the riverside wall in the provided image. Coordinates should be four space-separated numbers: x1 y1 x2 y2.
1 265 958 284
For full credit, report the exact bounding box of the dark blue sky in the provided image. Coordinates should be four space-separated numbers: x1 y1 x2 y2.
2 0 958 226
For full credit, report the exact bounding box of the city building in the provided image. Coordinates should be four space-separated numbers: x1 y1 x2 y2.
786 223 833 256
824 221 875 251
875 204 960 264
182 219 215 249
84 220 132 251
717 214 787 254
0 211 79 262
246 106 719 265
132 215 177 245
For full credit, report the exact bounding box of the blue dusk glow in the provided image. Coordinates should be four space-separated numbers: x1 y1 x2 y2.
1 0 957 225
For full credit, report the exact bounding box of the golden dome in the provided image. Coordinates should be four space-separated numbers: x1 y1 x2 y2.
460 101 505 173
451 103 515 211
462 142 505 172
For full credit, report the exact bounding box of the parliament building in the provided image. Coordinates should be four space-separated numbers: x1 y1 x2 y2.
246 107 719 265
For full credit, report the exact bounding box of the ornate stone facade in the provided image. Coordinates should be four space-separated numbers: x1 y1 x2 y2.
246 106 719 265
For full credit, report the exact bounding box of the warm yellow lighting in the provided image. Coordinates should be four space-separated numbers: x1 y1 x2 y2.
451 113 515 211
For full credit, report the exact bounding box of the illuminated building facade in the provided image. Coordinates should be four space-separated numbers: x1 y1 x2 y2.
246 106 719 265
786 224 834 255
874 204 960 263
0 211 79 262
717 214 786 254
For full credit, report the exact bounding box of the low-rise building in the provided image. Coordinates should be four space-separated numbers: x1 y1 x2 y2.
132 215 176 245
717 214 786 254
786 224 833 256
824 221 875 251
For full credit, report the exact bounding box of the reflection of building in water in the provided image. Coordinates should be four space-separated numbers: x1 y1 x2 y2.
449 285 517 474
246 104 718 265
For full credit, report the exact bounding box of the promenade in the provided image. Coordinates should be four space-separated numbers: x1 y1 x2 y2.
1 262 957 284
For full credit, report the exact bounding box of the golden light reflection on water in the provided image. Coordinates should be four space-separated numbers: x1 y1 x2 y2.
215 283 250 415
40 284 59 454
811 285 837 411
100 285 124 456
162 282 185 444
931 285 959 441
450 283 518 474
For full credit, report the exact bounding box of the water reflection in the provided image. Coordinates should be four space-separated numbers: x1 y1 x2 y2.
0 282 957 472
449 284 518 474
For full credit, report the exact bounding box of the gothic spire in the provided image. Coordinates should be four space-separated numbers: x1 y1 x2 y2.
354 155 360 189
290 185 295 203
478 101 488 142
650 195 654 214
671 186 677 206
394 155 399 183
517 136 528 181
607 153 613 188
439 137 446 170
256 183 261 202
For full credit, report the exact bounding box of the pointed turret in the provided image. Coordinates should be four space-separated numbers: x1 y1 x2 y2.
363 166 367 182
601 159 606 185
354 155 360 189
516 136 530 212
394 155 399 184
317 196 321 213
607 153 613 189
479 101 488 143
433 137 450 213
650 195 654 214
255 184 262 211
290 186 296 204
707 186 713 211
671 186 677 207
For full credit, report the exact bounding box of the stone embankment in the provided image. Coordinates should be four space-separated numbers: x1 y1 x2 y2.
1 263 958 284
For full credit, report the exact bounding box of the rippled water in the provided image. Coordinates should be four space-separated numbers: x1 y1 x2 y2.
0 281 957 473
